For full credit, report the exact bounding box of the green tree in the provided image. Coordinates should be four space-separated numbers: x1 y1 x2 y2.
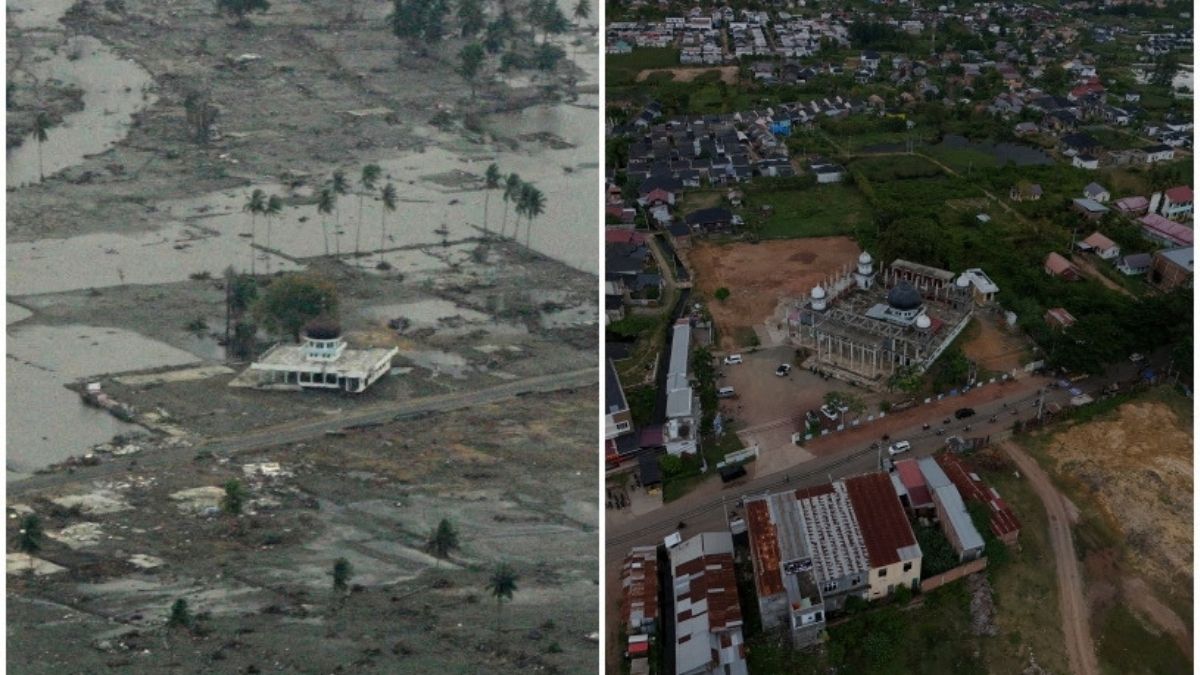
458 43 486 99
356 164 382 256
167 598 193 629
486 563 518 631
456 0 485 37
221 479 246 515
216 0 270 27
501 173 522 238
332 557 353 592
253 273 339 339
17 514 42 554
243 188 266 274
378 182 398 267
714 287 730 302
32 110 51 182
316 186 335 256
482 163 501 234
426 518 460 564
391 0 449 48
534 43 565 71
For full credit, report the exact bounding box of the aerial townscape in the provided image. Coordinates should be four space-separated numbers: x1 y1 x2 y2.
7 0 599 672
603 0 1193 673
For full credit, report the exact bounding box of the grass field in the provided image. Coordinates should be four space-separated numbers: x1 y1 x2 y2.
742 183 872 239
607 48 681 85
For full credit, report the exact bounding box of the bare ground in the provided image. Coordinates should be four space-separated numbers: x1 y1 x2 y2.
634 65 738 84
961 312 1030 374
7 387 599 674
684 237 861 350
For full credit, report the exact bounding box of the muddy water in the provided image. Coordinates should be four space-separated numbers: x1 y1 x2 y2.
6 33 156 187
6 324 201 480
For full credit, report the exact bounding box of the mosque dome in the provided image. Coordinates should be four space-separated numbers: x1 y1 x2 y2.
858 251 873 265
915 314 932 330
303 318 342 341
811 286 826 299
887 281 922 311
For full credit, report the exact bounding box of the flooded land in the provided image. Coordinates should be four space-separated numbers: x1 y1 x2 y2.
7 0 600 671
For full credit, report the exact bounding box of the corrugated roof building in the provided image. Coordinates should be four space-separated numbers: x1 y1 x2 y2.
670 532 748 675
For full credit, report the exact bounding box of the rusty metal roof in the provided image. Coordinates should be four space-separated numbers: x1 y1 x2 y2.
844 473 920 567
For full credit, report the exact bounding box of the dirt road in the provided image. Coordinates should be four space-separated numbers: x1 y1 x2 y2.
1002 441 1101 675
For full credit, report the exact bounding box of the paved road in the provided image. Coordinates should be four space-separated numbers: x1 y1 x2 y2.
1002 441 1100 675
606 376 1062 560
10 367 598 498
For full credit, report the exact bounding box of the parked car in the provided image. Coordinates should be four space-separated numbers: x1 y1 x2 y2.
954 407 976 419
887 440 912 456
717 386 736 398
775 363 792 377
723 354 744 365
719 464 748 483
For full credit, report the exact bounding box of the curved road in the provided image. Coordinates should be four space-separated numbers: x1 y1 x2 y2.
1002 441 1101 675
10 366 598 498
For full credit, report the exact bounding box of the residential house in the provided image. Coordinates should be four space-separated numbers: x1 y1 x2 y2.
1078 231 1120 260
956 268 1000 304
1082 182 1110 203
1114 195 1149 216
935 453 1021 546
1140 213 1194 247
1044 252 1080 280
810 162 845 183
1010 182 1043 201
1072 154 1100 170
1060 132 1099 157
1143 144 1175 163
685 207 735 234
605 358 633 441
1160 185 1193 221
1149 247 1193 290
1072 197 1109 220
1116 252 1152 276
1044 307 1077 330
1013 121 1039 136
670 532 748 675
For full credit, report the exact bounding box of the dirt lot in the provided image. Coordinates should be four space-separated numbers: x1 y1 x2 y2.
685 237 861 350
1029 391 1193 659
7 388 599 674
634 65 738 84
960 312 1030 374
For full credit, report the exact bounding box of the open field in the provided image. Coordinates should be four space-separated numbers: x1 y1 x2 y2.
635 66 738 84
960 313 1030 374
742 183 873 240
685 237 861 350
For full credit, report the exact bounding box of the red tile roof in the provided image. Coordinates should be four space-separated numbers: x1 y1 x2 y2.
844 473 918 568
745 500 784 597
935 454 1021 541
622 548 659 629
1164 185 1193 204
606 229 646 245
1140 213 1193 246
1081 231 1115 251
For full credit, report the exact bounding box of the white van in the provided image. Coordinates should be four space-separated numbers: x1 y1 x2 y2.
723 354 743 365
887 440 912 456
717 386 736 398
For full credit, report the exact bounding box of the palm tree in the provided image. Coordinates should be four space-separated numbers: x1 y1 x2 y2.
482 163 501 235
519 183 545 248
379 182 397 266
573 0 589 27
263 194 283 274
316 186 335 256
243 189 266 274
357 164 382 256
486 563 518 632
500 172 522 238
33 111 51 182
331 170 350 256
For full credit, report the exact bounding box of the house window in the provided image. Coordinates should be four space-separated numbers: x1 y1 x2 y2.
878 569 887 578
822 580 837 593
615 421 631 432
851 576 861 586
903 562 912 573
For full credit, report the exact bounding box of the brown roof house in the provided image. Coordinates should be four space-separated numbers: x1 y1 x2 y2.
1044 307 1077 330
1044 252 1080 280
669 532 747 675
1077 231 1120 260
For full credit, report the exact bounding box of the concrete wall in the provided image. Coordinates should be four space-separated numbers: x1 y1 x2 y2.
920 557 988 593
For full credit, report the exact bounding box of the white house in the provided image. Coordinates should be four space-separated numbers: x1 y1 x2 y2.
1082 182 1110 203
1078 231 1120 260
1072 154 1100 170
248 323 397 394
1143 144 1175 163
